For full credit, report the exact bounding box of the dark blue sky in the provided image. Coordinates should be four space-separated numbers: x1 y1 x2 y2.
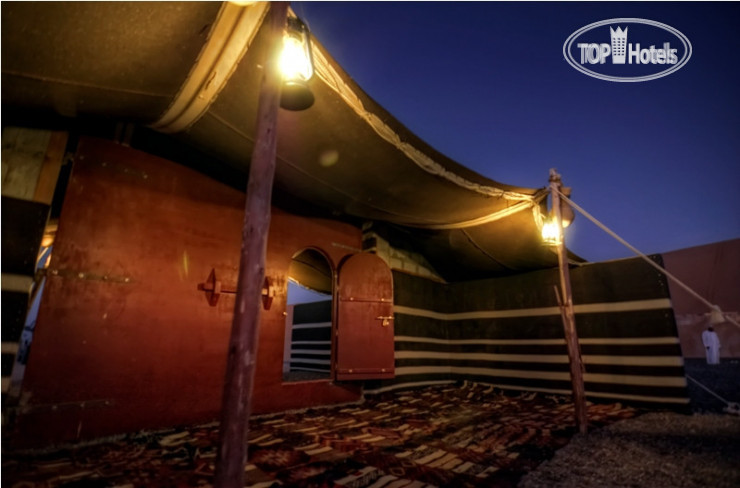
293 2 740 263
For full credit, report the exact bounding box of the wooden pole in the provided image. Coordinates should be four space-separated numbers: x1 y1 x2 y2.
550 169 588 434
214 3 288 487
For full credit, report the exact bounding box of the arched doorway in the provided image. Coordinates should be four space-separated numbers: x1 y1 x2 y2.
282 248 333 382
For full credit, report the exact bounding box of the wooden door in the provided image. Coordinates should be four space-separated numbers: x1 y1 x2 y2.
336 253 395 380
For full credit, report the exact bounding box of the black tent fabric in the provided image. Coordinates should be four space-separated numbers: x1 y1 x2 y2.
1 2 562 281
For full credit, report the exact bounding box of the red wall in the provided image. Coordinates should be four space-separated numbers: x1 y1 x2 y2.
662 239 740 358
13 138 362 447
255 210 363 411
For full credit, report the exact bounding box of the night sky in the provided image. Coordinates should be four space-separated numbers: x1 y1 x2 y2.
292 1 740 263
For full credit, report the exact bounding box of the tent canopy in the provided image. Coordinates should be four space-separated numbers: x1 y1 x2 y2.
1 2 562 281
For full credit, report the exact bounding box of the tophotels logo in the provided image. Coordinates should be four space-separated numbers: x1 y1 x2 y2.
563 18 692 82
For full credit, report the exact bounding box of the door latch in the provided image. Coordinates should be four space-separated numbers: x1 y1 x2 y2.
198 269 236 306
198 269 275 310
375 315 394 327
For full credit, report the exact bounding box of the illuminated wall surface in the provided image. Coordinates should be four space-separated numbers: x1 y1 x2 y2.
9 139 687 448
12 138 363 447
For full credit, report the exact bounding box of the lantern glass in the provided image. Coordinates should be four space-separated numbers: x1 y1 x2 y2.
280 31 312 82
279 16 315 111
541 219 562 246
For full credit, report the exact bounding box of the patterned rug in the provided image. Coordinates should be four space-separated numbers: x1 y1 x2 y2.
2 382 640 487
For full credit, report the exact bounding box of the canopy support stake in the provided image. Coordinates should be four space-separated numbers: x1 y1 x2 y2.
555 187 739 416
214 3 288 487
550 169 588 434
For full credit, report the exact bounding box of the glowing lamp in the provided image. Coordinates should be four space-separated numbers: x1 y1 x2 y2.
279 16 314 111
541 218 562 246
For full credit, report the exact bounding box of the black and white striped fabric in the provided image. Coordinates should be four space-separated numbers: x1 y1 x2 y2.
288 300 332 374
366 256 689 407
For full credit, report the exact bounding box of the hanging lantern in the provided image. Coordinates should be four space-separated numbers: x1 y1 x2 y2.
279 16 315 111
541 217 562 246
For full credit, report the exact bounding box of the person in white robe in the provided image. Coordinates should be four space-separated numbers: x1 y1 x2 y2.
701 326 721 365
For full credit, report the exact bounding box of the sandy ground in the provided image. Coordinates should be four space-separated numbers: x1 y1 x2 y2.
519 359 740 488
519 411 740 488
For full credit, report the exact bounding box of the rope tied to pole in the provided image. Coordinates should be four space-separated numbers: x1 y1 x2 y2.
554 187 739 330
686 375 740 415
550 185 738 415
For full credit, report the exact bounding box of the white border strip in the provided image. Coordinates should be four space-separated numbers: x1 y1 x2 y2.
151 2 270 133
291 322 331 330
290 349 331 356
363 380 456 396
288 358 330 366
470 381 689 405
1 342 20 355
394 335 679 346
394 298 671 321
1 273 34 294
395 351 683 367
394 366 687 387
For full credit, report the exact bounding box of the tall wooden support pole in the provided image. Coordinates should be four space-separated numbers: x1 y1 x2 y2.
214 3 288 487
550 169 588 434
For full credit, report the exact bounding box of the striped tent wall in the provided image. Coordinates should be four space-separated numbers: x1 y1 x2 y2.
288 300 332 374
366 256 689 407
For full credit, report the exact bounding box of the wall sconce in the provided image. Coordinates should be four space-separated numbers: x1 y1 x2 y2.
279 16 315 111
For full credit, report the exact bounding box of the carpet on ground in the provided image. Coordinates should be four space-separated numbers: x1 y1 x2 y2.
2 382 640 487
